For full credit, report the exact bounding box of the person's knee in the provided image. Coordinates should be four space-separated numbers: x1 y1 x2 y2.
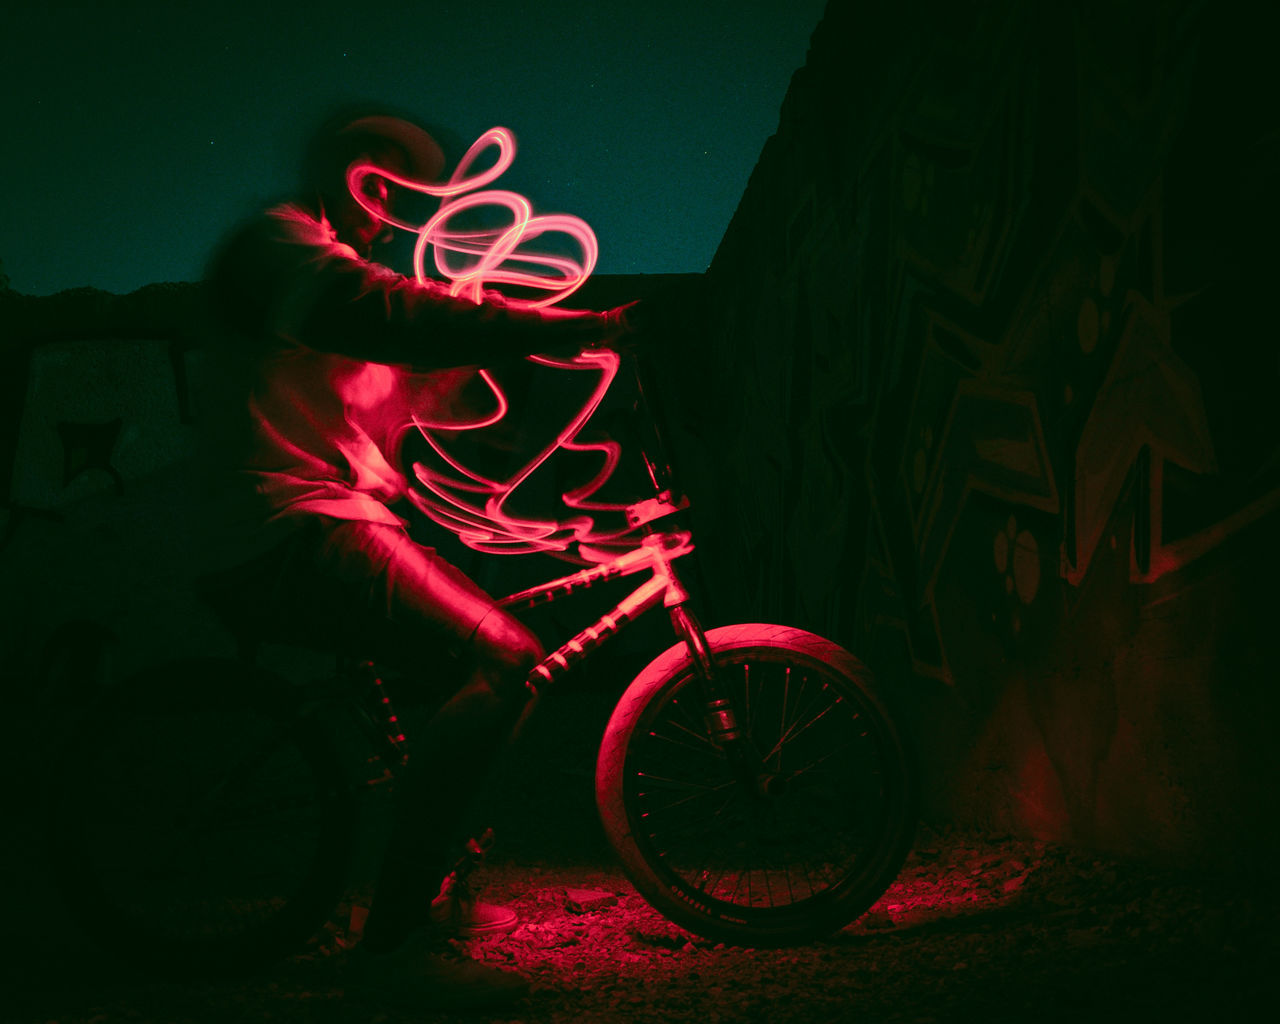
473 613 544 695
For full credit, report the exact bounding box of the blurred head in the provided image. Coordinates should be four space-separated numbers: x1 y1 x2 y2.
301 108 446 256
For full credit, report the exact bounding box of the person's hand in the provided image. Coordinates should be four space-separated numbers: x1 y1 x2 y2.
598 299 642 349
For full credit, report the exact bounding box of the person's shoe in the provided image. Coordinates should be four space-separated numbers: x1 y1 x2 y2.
430 870 519 937
348 937 528 1011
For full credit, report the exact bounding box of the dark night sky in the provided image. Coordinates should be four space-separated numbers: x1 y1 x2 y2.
1 0 826 297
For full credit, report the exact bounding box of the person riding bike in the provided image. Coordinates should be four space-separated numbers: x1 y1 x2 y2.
205 105 635 1009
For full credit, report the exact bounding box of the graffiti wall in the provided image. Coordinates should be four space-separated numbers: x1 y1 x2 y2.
677 0 1279 863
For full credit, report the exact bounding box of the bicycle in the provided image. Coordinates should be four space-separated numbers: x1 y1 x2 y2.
44 351 917 976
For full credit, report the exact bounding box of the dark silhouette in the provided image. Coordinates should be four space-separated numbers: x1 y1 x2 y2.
205 106 634 1009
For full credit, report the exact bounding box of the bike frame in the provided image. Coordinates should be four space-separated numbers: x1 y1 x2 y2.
473 348 721 697
353 518 728 785
358 351 744 769
497 524 704 695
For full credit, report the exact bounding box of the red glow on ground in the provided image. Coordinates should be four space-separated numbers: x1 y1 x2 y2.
348 129 634 556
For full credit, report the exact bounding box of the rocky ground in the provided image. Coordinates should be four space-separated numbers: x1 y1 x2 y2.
6 672 1271 1024
9 822 1271 1024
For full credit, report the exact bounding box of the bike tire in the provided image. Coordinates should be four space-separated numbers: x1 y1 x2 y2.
596 624 916 947
46 657 358 976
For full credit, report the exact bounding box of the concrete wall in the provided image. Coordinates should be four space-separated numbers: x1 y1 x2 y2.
670 0 1278 865
0 286 222 690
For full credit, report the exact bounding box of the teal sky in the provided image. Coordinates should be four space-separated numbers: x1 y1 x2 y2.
1 0 827 295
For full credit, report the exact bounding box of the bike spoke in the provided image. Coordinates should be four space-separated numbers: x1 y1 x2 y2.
693 856 735 898
780 737 861 782
797 852 817 899
776 666 791 773
649 787 740 854
669 694 709 736
636 770 728 793
649 719 720 756
761 685 837 765
637 770 737 824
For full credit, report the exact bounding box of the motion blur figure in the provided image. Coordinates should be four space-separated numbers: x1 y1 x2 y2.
206 106 633 1009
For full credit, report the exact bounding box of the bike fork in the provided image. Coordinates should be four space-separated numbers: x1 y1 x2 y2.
670 603 738 739
669 604 762 792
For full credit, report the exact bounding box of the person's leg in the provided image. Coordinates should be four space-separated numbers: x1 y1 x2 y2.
360 608 542 951
292 518 544 952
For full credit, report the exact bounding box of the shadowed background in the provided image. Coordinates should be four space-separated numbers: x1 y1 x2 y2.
3 0 1278 885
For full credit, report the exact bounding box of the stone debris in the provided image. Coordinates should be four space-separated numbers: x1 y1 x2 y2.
562 887 620 914
12 826 1269 1024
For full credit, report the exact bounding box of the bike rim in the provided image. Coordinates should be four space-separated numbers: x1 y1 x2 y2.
622 650 904 926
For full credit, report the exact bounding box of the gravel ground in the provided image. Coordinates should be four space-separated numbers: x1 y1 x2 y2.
9 824 1271 1024
7 672 1270 1023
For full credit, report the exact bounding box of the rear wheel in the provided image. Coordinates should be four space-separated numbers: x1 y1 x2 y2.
597 624 915 946
46 658 357 975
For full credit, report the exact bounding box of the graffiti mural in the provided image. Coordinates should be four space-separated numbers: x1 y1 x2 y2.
692 0 1279 856
698 0 1275 662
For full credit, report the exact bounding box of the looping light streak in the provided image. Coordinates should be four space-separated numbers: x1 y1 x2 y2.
347 127 597 307
347 128 633 558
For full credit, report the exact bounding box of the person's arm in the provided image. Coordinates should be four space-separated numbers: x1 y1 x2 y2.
213 204 627 369
294 252 624 368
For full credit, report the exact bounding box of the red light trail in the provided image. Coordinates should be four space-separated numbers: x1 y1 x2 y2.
347 129 631 557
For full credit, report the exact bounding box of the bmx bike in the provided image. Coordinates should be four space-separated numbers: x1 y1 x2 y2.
45 353 917 976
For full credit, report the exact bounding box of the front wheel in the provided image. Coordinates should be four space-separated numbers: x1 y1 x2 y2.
596 624 916 947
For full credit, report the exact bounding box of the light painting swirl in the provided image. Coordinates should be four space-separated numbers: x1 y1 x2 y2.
346 128 630 557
